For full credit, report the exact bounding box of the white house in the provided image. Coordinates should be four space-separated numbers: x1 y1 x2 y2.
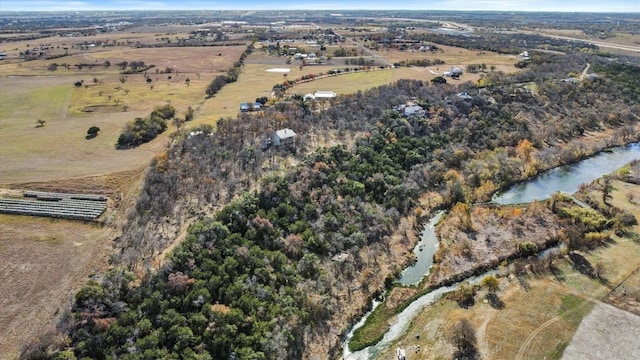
395 104 425 117
444 67 463 77
272 128 297 147
313 90 336 99
456 91 473 100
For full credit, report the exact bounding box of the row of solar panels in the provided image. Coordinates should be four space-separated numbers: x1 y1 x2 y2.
24 190 107 202
0 198 106 210
0 195 107 221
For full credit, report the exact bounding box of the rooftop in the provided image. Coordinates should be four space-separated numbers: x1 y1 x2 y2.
275 128 296 139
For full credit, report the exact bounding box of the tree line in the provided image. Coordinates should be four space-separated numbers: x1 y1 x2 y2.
116 104 175 148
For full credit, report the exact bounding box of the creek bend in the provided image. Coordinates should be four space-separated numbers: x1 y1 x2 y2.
343 142 640 359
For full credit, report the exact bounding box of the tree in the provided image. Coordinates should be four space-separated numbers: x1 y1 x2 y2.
185 78 190 87
431 76 447 84
518 241 538 257
481 275 500 293
36 119 46 127
594 261 606 280
86 126 101 139
184 106 194 122
602 176 613 205
151 104 176 120
451 319 479 360
173 117 185 131
516 138 534 163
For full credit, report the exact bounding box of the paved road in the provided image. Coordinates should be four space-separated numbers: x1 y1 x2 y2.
521 31 640 53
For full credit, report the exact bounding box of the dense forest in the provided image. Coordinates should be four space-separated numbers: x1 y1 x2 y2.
37 43 640 359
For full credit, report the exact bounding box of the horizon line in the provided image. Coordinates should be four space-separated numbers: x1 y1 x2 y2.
2 9 639 13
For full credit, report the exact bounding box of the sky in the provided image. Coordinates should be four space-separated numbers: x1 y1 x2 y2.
0 0 639 12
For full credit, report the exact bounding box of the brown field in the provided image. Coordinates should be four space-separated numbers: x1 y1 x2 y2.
379 45 519 74
536 28 640 47
0 214 112 359
0 44 246 76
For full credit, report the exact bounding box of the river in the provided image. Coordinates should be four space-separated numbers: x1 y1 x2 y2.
493 142 640 204
396 211 444 286
342 142 640 359
343 270 497 360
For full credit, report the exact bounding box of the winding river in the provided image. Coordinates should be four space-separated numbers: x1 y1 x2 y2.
342 142 640 359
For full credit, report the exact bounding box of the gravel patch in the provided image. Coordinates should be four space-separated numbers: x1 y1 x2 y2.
562 302 640 359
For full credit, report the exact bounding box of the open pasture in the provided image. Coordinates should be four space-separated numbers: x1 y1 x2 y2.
0 43 247 184
0 214 112 359
0 43 246 76
380 44 520 73
0 74 159 184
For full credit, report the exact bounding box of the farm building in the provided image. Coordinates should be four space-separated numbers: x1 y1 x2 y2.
239 102 262 112
272 128 297 147
314 90 336 98
305 90 337 100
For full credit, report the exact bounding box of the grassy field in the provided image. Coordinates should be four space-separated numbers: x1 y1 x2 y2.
0 74 156 184
0 42 248 184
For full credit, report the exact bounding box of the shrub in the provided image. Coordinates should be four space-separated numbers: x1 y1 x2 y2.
481 275 500 293
86 126 100 139
448 282 476 308
517 241 538 257
431 76 446 84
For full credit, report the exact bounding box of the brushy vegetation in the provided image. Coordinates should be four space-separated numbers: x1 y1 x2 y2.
116 104 175 148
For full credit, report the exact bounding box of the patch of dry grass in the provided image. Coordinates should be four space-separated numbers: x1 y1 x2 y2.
379 277 594 360
0 214 112 359
0 45 241 185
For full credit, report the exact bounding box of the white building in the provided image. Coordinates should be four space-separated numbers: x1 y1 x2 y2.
313 90 336 99
272 128 297 147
